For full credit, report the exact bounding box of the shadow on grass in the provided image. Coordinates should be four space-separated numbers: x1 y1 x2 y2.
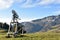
15 35 28 38
5 34 28 38
5 35 12 38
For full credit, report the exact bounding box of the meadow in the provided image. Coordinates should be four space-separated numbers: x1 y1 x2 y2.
0 30 60 40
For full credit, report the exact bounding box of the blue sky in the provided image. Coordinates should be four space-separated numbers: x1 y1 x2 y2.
0 0 60 24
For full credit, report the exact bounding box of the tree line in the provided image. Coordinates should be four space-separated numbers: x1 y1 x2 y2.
0 22 9 31
0 22 26 33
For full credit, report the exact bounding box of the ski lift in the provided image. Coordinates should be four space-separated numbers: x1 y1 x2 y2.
6 10 24 38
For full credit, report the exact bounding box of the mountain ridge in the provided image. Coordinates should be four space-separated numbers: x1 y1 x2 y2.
22 15 60 33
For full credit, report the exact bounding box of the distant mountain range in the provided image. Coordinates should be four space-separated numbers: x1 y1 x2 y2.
22 15 60 33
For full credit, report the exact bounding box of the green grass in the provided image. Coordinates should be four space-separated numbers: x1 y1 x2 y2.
0 30 60 40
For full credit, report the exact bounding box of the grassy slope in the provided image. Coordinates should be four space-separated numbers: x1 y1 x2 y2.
0 30 60 40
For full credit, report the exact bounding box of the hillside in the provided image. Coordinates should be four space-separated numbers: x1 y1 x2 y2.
49 24 60 33
0 30 60 40
0 15 60 33
0 23 60 40
22 15 60 33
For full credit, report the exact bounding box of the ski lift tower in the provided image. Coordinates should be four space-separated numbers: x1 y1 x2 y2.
7 10 20 37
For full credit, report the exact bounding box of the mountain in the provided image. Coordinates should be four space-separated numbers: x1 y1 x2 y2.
50 24 60 33
22 15 60 33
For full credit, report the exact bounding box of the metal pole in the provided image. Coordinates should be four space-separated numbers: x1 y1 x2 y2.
22 28 23 35
15 23 17 33
8 23 11 34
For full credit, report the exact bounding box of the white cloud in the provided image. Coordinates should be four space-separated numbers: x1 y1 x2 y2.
0 0 60 9
0 17 31 24
38 0 55 5
18 0 60 8
0 0 13 9
55 0 60 4
0 18 11 24
19 19 32 22
0 17 38 24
